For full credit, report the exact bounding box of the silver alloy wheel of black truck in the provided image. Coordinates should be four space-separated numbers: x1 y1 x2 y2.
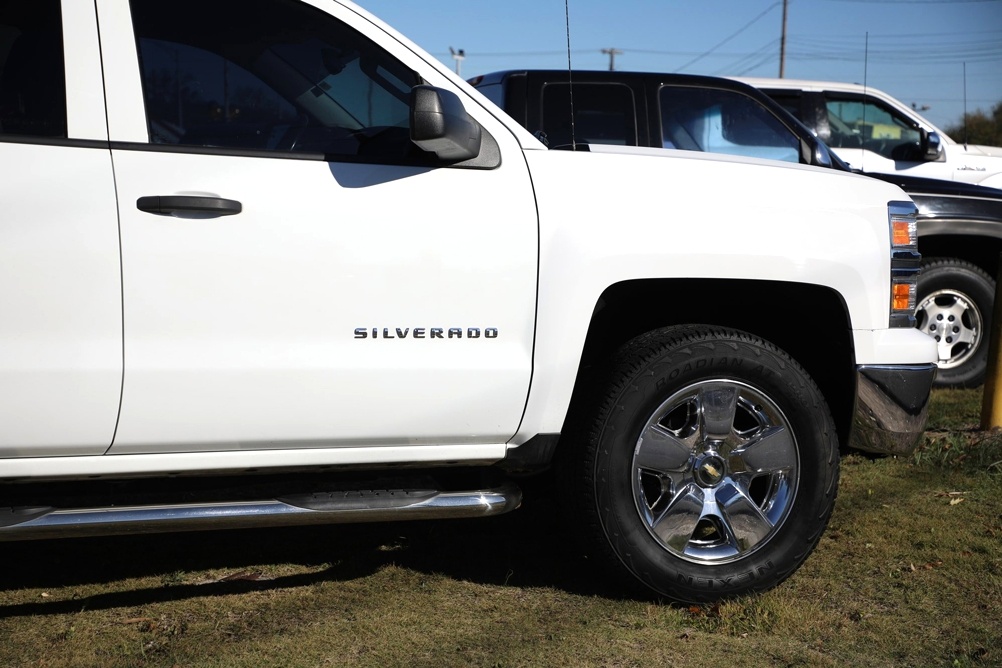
564 325 839 603
915 258 995 389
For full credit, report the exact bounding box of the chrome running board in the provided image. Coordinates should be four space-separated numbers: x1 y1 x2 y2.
0 483 522 541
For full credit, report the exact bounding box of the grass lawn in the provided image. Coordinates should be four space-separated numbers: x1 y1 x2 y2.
1 389 999 668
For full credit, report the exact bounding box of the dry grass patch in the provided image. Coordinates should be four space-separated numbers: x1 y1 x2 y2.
1 389 1000 667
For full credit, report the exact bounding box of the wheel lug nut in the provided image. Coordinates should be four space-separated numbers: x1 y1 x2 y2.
953 327 960 333
937 314 944 321
949 316 955 322
947 337 953 343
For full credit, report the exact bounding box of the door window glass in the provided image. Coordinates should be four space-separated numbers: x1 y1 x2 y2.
0 0 66 138
765 93 802 123
659 86 800 163
130 0 423 162
540 82 636 148
824 95 922 161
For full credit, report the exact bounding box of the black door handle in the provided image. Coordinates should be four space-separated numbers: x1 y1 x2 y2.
136 196 242 216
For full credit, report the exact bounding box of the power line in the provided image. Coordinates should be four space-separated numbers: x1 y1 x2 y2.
824 0 999 3
429 29 1002 72
430 31 1002 62
805 28 1002 39
736 51 781 76
676 1 783 72
712 38 781 75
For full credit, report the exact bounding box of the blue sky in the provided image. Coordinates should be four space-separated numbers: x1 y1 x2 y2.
359 0 1002 132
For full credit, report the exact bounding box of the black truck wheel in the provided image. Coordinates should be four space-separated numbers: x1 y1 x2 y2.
565 326 839 603
915 258 995 388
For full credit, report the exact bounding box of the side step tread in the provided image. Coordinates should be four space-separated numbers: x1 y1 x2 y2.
0 483 522 541
280 487 439 511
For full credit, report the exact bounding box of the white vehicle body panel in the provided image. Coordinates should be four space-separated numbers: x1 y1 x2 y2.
853 328 936 366
0 443 507 480
62 0 107 140
0 0 122 458
94 0 538 454
0 0 937 480
738 77 1002 189
0 144 123 458
108 151 538 453
513 148 927 441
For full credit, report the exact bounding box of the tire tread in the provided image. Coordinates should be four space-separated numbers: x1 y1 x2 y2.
559 325 839 603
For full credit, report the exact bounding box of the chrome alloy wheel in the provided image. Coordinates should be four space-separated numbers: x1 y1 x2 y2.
631 380 799 565
915 288 983 371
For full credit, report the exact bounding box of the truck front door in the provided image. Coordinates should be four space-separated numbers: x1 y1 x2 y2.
98 0 538 454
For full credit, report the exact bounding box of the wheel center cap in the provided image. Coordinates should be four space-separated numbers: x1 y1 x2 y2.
695 454 726 487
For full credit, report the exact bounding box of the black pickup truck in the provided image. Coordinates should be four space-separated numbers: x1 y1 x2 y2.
471 70 1002 387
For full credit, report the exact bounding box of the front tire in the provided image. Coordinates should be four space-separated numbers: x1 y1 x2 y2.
565 326 839 603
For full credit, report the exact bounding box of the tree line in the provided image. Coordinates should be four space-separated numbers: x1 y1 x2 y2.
945 100 1002 147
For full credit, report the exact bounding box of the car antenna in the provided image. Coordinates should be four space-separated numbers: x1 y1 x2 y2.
861 31 868 172
565 0 577 151
963 62 969 150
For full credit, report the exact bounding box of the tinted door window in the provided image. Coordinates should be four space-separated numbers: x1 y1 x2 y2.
660 86 800 163
765 92 802 123
824 95 923 161
0 0 66 138
475 82 504 109
540 82 636 147
130 0 423 162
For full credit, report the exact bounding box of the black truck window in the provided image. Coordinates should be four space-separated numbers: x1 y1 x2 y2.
0 0 66 138
660 85 800 163
540 82 636 148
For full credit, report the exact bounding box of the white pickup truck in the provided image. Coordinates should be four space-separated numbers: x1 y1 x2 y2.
0 0 936 603
741 78 1002 189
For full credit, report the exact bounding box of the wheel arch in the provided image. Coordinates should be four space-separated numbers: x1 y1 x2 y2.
918 232 1002 282
562 278 857 452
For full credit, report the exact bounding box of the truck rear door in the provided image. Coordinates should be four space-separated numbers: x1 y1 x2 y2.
0 0 122 458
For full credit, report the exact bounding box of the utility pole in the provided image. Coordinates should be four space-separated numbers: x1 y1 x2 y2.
779 0 788 78
601 48 623 71
449 47 465 76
